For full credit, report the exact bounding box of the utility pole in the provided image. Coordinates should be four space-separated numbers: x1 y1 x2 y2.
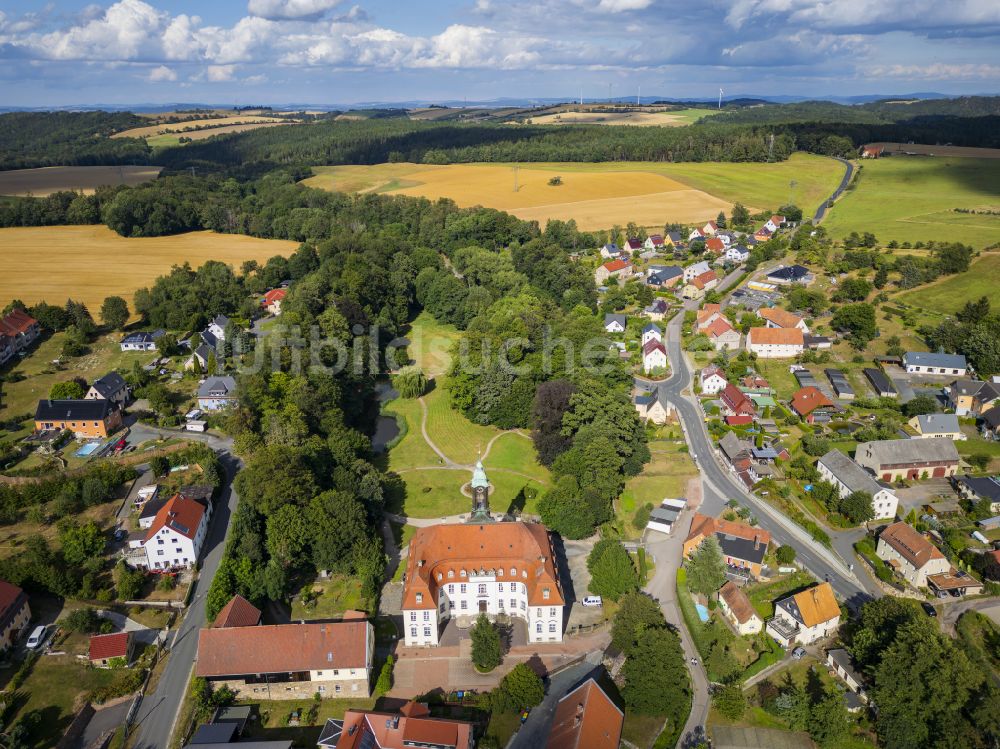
637 84 640 106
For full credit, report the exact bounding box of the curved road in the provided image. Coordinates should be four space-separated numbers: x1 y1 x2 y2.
813 157 854 224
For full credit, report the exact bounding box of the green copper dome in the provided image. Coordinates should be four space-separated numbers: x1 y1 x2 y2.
471 459 489 489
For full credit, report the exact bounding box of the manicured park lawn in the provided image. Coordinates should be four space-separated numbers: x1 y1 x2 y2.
617 438 696 538
895 252 1000 314
381 396 442 470
823 156 1000 247
483 432 549 483
389 468 544 519
423 387 502 465
402 311 462 378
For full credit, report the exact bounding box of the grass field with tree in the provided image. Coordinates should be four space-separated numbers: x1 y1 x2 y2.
894 251 1000 313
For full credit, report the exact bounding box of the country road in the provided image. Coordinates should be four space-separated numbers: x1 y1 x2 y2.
813 157 854 224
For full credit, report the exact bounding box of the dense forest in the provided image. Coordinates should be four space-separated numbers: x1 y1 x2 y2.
708 96 1000 125
0 111 150 170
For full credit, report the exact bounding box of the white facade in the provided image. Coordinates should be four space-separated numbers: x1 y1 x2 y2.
700 369 728 395
403 575 563 647
604 320 625 334
683 261 711 282
767 604 839 647
643 346 668 374
746 331 804 359
726 247 749 263
641 326 662 346
875 537 950 588
816 460 898 521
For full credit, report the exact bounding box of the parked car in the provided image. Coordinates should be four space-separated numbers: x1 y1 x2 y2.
792 646 806 660
26 625 47 650
581 596 603 607
922 602 937 617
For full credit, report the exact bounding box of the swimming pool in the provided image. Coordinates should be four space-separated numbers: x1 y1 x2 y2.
695 603 709 622
74 442 101 457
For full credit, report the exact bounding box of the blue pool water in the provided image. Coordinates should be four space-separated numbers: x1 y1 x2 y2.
74 442 100 457
695 603 710 622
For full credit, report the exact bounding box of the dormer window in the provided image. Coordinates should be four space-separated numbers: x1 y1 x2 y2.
522 570 527 578
497 569 504 577
543 588 550 600
448 570 454 579
460 569 467 578
510 567 516 576
437 573 442 581
415 593 423 604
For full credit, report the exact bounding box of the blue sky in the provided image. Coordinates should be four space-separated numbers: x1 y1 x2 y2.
1 0 998 106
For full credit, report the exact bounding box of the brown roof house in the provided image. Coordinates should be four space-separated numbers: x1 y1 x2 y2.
213 594 262 629
545 677 623 749
760 307 809 333
746 327 804 359
196 619 374 700
684 513 771 578
766 582 840 648
89 631 136 668
876 521 950 589
0 580 30 652
790 386 835 424
718 581 763 635
323 700 474 749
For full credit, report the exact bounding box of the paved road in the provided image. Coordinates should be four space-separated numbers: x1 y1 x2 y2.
812 157 854 224
129 451 242 749
509 656 603 749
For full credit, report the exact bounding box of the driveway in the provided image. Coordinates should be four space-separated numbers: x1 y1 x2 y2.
97 610 163 646
509 656 604 749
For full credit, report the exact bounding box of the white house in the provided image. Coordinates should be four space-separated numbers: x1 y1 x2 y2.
700 220 719 236
600 243 621 259
764 215 785 233
766 582 840 647
197 376 237 411
876 522 950 588
726 246 750 263
641 322 662 346
699 366 728 395
746 327 804 358
719 581 763 636
683 260 711 283
644 235 665 250
634 387 673 425
642 340 668 374
120 330 164 352
902 352 968 377
263 288 287 316
816 449 898 520
908 413 965 440
128 493 209 571
86 372 130 409
603 314 626 334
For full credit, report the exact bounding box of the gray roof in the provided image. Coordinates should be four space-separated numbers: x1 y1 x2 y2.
197 376 237 399
90 372 127 398
645 299 668 313
914 413 960 435
719 431 751 461
642 322 662 335
210 314 230 329
604 313 626 329
818 450 889 496
903 351 967 370
317 718 344 747
956 474 1000 503
35 398 116 422
982 405 1000 429
864 368 896 395
649 506 681 525
856 438 960 467
950 379 985 398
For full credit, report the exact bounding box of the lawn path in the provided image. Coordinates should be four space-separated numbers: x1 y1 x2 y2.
418 395 460 467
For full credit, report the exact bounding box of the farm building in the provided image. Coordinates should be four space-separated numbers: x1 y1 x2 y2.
816 449 898 520
746 327 804 358
863 368 897 398
902 351 967 377
855 438 960 481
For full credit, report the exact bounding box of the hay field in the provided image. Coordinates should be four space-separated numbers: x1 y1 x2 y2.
868 142 1000 159
526 108 716 126
303 154 844 230
0 225 297 311
0 166 163 197
823 156 1000 247
112 115 292 139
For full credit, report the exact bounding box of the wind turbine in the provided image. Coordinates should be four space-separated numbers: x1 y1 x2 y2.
637 84 641 106
718 88 724 110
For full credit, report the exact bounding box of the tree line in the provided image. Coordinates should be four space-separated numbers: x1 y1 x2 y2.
0 111 150 170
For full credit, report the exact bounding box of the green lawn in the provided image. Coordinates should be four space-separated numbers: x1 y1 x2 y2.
388 468 544 519
824 156 1000 247
423 387 504 465
402 310 462 378
895 252 1000 314
290 574 373 620
382 396 442 470
239 697 377 743
616 439 695 538
483 432 549 483
745 571 816 620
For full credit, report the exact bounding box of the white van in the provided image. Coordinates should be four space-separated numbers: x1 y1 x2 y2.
26 625 47 650
581 596 603 608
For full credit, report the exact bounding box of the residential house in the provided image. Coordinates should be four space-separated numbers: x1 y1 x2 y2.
826 649 867 702
700 366 728 395
644 235 665 250
34 398 122 439
876 522 950 588
925 568 984 598
753 227 773 242
765 265 812 286
634 387 673 425
184 343 214 373
855 438 960 481
817 449 899 520
683 513 771 578
665 231 683 248
688 227 705 242
642 339 668 374
683 261 712 283
644 299 669 321
705 237 726 255
401 514 564 647
953 475 1000 514
766 582 840 647
726 246 750 263
947 379 988 416
213 594 262 629
861 145 884 158
594 259 631 285
746 327 804 358
623 238 643 253
790 386 835 424
704 317 741 351
764 215 786 233
908 413 965 440
86 372 129 408
641 322 662 346
981 406 1000 440
120 330 164 352
599 243 621 259
718 432 763 488
129 493 210 571
197 617 374 699
263 288 287 316
741 374 770 390
545 677 623 749
973 382 1000 415
197 376 238 411
603 314 626 334
700 220 719 236
328 701 474 749
760 307 809 333
0 335 13 366
695 303 723 329
902 351 967 377
721 384 756 418
682 270 717 299
206 315 230 346
0 581 30 651
89 632 135 668
0 309 40 355
864 368 897 398
645 266 683 288
718 581 763 635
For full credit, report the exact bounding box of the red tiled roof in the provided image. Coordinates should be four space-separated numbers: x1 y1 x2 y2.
263 288 287 304
720 581 757 624
338 704 473 749
89 632 131 661
721 384 755 415
692 270 718 289
705 317 736 338
790 386 834 416
643 339 667 358
0 309 37 337
0 580 25 619
770 215 785 225
726 415 753 426
879 522 945 570
705 237 725 253
696 304 721 327
759 307 803 329
602 259 629 273
685 512 771 549
748 327 803 346
196 620 370 677
545 678 623 749
213 594 262 628
144 493 206 543
402 522 563 610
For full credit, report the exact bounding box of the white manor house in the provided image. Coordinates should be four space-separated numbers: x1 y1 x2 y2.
401 462 566 647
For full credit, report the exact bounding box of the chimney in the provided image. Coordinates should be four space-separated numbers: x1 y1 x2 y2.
754 534 760 551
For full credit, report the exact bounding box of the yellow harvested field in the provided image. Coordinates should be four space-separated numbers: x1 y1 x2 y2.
112 115 293 139
527 110 702 126
0 166 163 197
0 225 297 311
381 163 737 229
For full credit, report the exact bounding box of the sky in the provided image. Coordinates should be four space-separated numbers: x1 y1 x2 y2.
0 0 998 106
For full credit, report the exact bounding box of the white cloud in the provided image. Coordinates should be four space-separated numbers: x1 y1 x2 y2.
870 62 1000 79
725 0 1000 33
247 0 342 20
147 63 176 80
38 0 165 60
596 0 653 11
206 64 235 81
